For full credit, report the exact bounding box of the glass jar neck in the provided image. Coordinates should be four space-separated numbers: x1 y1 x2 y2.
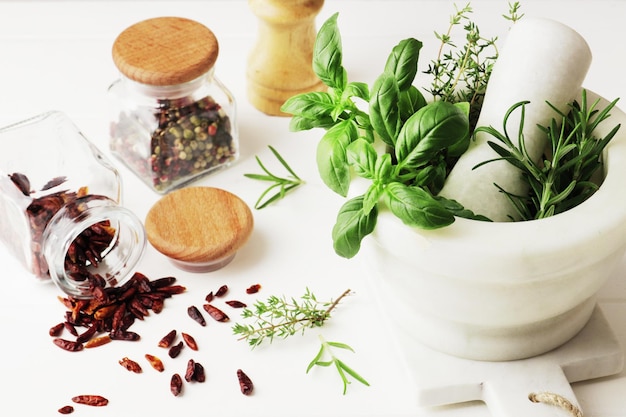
121 69 216 100
42 196 146 299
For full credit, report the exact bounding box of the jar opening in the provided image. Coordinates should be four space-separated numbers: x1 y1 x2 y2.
43 197 146 298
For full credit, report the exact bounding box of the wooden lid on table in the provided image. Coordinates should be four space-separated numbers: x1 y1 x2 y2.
145 187 253 272
112 16 219 86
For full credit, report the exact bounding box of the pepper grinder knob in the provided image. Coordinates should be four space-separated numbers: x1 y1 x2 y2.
247 0 325 116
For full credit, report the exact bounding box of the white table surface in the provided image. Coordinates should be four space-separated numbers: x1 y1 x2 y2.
1 1 626 416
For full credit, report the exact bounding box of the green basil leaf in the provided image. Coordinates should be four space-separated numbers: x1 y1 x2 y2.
384 38 422 91
313 13 347 90
413 158 447 194
317 120 357 196
399 86 427 122
343 82 370 102
383 182 454 229
363 183 382 214
281 92 334 117
332 195 378 259
374 152 393 181
288 115 336 131
396 101 469 170
369 74 401 146
346 138 377 179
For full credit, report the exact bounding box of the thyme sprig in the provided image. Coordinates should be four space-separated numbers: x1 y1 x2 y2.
425 2 523 128
307 335 370 395
244 145 304 209
232 288 351 348
474 90 621 220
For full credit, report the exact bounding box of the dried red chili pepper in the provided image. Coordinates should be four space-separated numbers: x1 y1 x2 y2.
185 359 196 382
170 374 183 397
237 369 254 395
194 362 206 383
168 341 184 358
158 329 177 348
71 395 109 407
225 300 247 308
145 354 165 372
49 322 64 337
205 292 214 303
203 304 229 322
246 284 261 294
57 405 74 414
84 335 112 349
119 357 142 373
215 284 228 297
181 332 198 351
64 321 79 337
53 338 83 352
187 305 206 326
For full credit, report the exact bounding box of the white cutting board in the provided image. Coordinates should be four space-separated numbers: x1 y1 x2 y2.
395 306 623 416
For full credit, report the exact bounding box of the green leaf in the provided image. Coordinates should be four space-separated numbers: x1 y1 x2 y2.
384 182 454 229
399 86 427 122
288 115 336 131
346 138 378 179
384 38 423 91
332 196 378 259
316 120 357 196
343 82 370 102
281 91 334 117
369 74 401 146
395 101 469 170
313 13 346 90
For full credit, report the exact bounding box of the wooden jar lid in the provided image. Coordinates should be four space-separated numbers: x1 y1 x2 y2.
145 187 253 272
112 16 219 86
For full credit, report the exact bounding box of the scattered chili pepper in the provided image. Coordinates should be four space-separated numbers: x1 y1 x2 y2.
119 357 142 373
158 329 177 348
168 341 184 358
246 284 261 294
205 292 214 303
181 332 198 351
225 300 247 308
58 405 74 414
203 304 229 322
84 335 112 349
170 374 183 397
187 305 206 326
237 369 254 395
145 354 165 372
49 322 64 337
71 395 109 407
194 362 206 383
215 284 228 297
184 359 196 382
53 338 83 352
51 273 185 351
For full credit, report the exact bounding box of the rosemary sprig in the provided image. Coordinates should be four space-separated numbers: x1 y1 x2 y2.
307 335 370 395
474 90 621 220
244 145 304 209
232 288 351 348
425 2 523 129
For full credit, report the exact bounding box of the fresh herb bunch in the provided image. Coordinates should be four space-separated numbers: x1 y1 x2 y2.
232 288 351 347
282 12 488 258
244 145 304 209
307 335 370 395
474 90 621 220
425 2 523 129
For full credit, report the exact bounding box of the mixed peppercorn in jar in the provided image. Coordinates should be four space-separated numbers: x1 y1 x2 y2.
108 16 238 194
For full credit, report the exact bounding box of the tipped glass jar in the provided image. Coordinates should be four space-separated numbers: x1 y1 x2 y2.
0 111 146 298
108 16 239 194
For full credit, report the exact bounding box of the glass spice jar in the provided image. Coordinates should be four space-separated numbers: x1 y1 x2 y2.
0 111 146 298
107 16 239 194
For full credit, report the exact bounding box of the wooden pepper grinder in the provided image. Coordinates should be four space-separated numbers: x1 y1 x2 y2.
247 0 325 116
